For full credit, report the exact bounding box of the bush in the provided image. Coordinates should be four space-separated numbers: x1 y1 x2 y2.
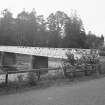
99 47 105 56
17 75 24 83
27 72 37 86
66 52 75 65
62 51 100 78
99 52 105 56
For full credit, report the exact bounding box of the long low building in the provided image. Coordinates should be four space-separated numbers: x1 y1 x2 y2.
0 46 67 59
0 46 98 72
0 46 94 59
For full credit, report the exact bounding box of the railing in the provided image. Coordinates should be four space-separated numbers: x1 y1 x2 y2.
0 67 59 74
0 67 61 85
0 63 100 85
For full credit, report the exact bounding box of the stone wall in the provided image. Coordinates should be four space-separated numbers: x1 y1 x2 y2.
0 52 48 72
16 54 32 71
0 46 99 72
0 46 99 59
2 52 16 66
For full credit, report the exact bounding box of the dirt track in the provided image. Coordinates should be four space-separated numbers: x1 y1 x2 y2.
0 77 105 105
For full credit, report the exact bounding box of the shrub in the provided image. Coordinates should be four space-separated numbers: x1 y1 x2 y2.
27 72 37 86
17 75 24 83
66 52 75 65
99 47 105 56
62 50 100 78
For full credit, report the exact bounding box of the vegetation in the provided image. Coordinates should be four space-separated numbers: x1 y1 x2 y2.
62 50 100 78
27 72 37 86
99 46 105 56
0 9 103 48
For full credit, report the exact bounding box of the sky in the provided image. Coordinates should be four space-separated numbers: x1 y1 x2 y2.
0 0 105 37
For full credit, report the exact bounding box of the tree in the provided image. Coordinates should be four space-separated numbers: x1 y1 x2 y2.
62 11 86 48
86 32 104 49
0 9 103 49
16 9 49 47
0 9 17 45
36 15 49 47
16 9 39 46
47 11 68 47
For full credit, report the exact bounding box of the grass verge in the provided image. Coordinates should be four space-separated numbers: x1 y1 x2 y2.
0 72 105 96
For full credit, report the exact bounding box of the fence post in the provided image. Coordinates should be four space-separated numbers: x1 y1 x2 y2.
5 72 8 85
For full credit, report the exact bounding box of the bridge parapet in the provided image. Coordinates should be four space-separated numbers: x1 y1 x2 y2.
0 46 98 59
0 46 67 59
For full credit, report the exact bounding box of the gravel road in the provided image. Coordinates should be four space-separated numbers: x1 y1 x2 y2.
0 77 105 105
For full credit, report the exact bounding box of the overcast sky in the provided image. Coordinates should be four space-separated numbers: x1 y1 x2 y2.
0 0 105 36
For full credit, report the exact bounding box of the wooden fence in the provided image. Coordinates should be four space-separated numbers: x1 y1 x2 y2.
0 67 61 84
0 64 101 85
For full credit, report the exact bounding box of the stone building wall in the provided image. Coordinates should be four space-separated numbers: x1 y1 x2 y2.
16 54 32 71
